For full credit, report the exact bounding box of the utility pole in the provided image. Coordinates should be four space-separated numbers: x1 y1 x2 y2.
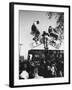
19 44 23 57
42 32 49 64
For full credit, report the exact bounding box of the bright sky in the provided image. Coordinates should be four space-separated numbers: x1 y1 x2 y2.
19 10 63 59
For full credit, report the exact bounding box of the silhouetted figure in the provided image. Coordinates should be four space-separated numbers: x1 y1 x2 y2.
48 26 58 40
31 21 40 37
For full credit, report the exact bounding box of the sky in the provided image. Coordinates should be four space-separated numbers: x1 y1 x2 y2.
19 10 64 59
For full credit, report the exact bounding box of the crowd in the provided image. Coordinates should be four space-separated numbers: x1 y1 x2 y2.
19 50 64 79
